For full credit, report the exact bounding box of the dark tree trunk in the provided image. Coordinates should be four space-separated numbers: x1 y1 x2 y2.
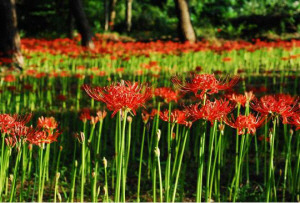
109 0 117 30
174 0 196 43
67 8 75 38
0 0 23 70
104 0 109 31
125 0 133 32
69 0 94 49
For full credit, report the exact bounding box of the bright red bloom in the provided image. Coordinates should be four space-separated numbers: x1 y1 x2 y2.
154 87 180 103
4 74 16 82
26 128 62 146
172 74 239 98
251 95 298 123
37 117 58 130
225 114 266 135
185 99 234 125
0 114 32 134
227 91 255 107
83 81 152 117
289 114 300 130
159 109 189 125
79 109 91 122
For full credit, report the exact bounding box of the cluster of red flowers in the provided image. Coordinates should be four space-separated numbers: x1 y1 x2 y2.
0 114 61 147
83 81 151 117
20 36 300 58
82 74 300 136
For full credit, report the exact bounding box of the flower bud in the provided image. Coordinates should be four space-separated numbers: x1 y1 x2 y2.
157 129 161 141
103 157 107 168
290 129 294 136
127 116 133 123
154 147 160 157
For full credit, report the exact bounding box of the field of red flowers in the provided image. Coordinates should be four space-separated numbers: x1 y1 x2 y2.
0 36 300 202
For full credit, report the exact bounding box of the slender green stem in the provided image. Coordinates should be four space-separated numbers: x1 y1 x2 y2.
137 124 146 202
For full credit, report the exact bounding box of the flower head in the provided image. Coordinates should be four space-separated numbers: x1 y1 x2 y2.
37 117 58 130
185 99 234 125
225 114 266 135
251 94 298 123
83 80 152 117
172 74 239 98
159 109 189 126
154 87 180 103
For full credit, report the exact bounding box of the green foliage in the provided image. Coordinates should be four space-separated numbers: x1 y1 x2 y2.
16 0 300 40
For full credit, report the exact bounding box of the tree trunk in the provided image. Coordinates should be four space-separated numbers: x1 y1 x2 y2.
109 0 117 30
125 0 133 32
0 0 24 70
174 0 196 43
69 0 94 49
104 0 109 31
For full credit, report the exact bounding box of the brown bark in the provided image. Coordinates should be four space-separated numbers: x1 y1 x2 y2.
125 0 133 32
69 0 94 49
0 0 24 70
109 0 117 30
104 0 109 31
174 0 196 43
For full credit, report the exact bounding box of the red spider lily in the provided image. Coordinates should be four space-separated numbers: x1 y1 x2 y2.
141 111 150 124
4 74 16 82
79 110 91 122
225 114 266 135
97 110 107 121
38 117 58 130
227 91 255 107
289 114 300 130
0 114 32 134
83 81 152 117
251 95 299 123
172 74 239 98
185 99 234 125
26 128 62 146
90 116 99 125
159 109 189 125
154 87 180 103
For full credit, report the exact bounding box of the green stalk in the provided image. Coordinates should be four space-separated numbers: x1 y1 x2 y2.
54 172 60 203
171 128 189 203
282 128 292 201
137 124 146 202
266 117 277 202
205 121 217 202
196 121 206 202
9 145 22 202
115 110 128 202
69 160 77 203
103 157 109 202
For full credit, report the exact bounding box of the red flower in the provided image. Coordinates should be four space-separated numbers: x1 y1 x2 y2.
172 74 239 98
185 99 234 125
159 109 189 125
289 114 300 130
79 109 91 122
37 117 58 130
225 114 266 135
26 128 62 146
83 81 152 117
251 95 298 123
154 87 180 103
4 74 16 82
227 91 255 107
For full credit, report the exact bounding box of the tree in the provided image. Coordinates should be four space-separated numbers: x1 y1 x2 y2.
174 0 196 43
0 0 23 70
125 0 133 32
109 0 117 30
69 0 94 49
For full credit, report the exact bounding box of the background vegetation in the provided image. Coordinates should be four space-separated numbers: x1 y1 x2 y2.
16 0 300 40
